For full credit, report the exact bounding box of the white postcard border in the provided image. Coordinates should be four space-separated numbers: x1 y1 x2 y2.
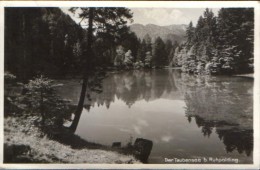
0 1 259 169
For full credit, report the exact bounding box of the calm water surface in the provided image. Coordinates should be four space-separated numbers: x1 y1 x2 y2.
57 69 253 164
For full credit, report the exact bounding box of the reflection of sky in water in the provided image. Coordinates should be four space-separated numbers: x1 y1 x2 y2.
75 96 252 163
58 70 253 163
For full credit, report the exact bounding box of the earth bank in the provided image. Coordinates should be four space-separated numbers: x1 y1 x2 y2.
4 116 141 164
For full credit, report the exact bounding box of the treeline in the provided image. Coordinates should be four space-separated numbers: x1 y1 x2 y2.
6 8 253 78
5 8 84 79
115 34 179 69
4 8 135 79
171 8 254 75
5 7 180 80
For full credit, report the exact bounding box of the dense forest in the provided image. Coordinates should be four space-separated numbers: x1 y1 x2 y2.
5 7 136 79
4 7 254 122
5 8 254 81
171 8 254 75
4 7 179 80
5 8 82 79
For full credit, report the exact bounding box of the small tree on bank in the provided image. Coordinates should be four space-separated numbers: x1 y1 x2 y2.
5 74 71 128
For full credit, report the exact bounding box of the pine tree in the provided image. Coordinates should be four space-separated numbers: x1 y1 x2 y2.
186 21 195 49
69 7 133 132
216 8 254 74
165 39 173 62
152 37 167 67
119 32 140 62
168 41 179 67
143 34 152 52
136 39 147 64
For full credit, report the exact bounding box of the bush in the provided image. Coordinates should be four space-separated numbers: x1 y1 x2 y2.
18 75 71 128
4 72 20 116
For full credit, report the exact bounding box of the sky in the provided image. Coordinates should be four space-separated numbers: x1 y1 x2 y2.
61 8 220 27
130 8 220 26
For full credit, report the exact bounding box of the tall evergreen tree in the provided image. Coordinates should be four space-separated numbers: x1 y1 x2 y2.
186 21 195 49
165 39 173 61
137 39 147 63
179 8 253 75
120 32 140 62
216 8 254 73
152 37 167 67
143 34 152 52
69 7 133 132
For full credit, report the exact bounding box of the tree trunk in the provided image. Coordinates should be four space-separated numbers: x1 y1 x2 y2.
69 77 87 132
70 8 94 132
22 13 27 81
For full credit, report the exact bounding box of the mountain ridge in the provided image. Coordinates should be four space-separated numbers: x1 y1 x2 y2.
130 23 187 43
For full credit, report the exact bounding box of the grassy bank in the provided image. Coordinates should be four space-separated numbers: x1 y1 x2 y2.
4 116 141 164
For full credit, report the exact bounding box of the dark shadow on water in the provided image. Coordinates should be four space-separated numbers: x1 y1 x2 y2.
83 69 181 108
182 74 253 157
57 69 253 161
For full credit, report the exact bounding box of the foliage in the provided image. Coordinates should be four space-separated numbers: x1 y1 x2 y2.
175 8 254 75
152 37 168 67
114 45 125 67
18 76 71 127
92 29 139 67
4 71 16 83
133 61 144 69
185 22 195 49
143 34 152 52
5 7 137 78
114 47 134 69
165 39 173 63
216 8 254 74
69 7 133 68
181 46 197 73
4 72 19 115
72 39 83 59
168 42 180 67
136 39 147 64
119 32 140 62
124 50 134 68
144 52 153 68
68 7 134 132
5 8 83 79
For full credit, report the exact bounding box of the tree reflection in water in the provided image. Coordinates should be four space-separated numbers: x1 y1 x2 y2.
179 73 253 157
57 69 253 159
87 69 180 108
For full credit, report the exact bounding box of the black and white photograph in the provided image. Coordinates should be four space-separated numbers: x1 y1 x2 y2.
0 1 259 169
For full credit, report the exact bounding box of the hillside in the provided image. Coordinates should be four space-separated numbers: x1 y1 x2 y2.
130 23 187 43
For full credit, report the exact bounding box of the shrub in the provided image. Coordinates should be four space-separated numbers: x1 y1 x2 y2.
19 75 71 128
4 72 20 116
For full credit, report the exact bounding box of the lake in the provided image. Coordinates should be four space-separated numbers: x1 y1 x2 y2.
57 69 253 164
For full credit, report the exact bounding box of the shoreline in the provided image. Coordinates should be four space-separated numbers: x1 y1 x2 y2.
233 73 254 78
4 116 141 164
